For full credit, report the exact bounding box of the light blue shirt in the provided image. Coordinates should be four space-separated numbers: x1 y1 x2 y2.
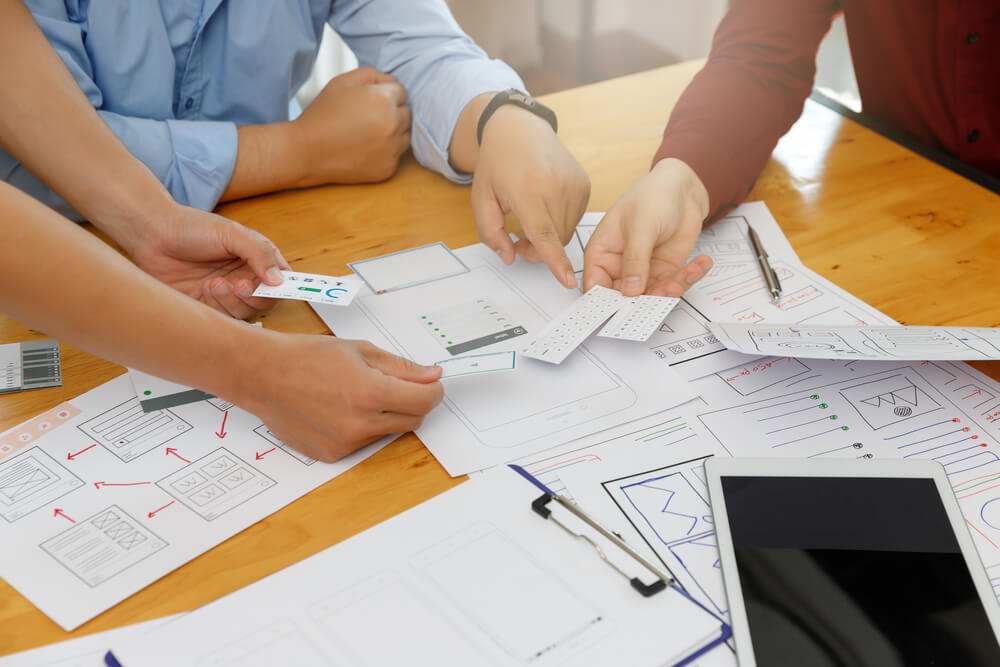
4 0 523 217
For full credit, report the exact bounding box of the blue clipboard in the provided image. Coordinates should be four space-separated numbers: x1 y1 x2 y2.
510 464 733 666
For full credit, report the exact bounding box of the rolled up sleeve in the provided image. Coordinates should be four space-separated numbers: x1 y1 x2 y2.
330 0 524 183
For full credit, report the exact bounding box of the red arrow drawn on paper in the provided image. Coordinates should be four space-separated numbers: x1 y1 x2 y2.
215 410 229 439
165 448 190 464
963 389 984 400
255 447 276 460
66 444 97 461
53 508 75 523
93 481 151 490
148 501 175 518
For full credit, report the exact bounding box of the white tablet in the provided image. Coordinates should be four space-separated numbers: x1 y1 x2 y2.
705 457 1000 666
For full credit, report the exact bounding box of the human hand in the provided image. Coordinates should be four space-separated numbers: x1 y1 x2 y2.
584 158 713 297
240 335 444 463
293 67 411 185
472 105 590 289
122 203 290 319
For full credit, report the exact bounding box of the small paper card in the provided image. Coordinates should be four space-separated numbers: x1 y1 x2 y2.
598 296 680 342
349 243 468 294
435 350 517 378
253 271 363 306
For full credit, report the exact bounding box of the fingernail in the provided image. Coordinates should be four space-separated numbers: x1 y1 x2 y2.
236 281 254 298
685 269 703 285
623 275 642 285
266 267 284 285
564 271 578 288
212 281 231 297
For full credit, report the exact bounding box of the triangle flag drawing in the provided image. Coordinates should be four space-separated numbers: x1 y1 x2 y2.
860 385 919 408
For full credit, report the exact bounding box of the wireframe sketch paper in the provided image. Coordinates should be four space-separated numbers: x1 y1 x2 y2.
565 203 894 380
107 466 727 667
0 375 394 631
0 615 178 667
709 323 1000 360
313 243 697 476
557 358 1000 628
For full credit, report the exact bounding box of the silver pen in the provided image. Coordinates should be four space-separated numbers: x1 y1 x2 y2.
747 225 782 302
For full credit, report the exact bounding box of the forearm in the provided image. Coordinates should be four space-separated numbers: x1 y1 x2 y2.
0 1 174 237
0 184 265 406
219 122 310 202
653 0 838 218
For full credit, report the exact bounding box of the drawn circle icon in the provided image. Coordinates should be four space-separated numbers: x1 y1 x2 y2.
325 288 348 298
57 410 71 420
38 422 52 431
17 433 32 442
0 445 11 454
893 406 913 417
981 498 1000 531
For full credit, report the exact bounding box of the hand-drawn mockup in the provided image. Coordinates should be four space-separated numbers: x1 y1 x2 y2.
314 244 697 476
0 375 395 631
709 323 1000 360
107 467 726 667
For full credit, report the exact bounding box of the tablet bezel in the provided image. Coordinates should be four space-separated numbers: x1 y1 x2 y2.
704 456 1000 666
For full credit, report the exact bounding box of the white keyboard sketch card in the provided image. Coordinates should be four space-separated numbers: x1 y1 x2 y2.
108 466 725 667
313 244 698 476
709 323 1000 360
0 375 394 631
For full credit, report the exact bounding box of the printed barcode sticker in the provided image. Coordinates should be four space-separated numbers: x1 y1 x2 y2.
0 340 61 394
598 296 680 342
521 286 630 364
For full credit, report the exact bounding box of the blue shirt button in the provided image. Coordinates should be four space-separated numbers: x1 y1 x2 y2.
185 97 194 110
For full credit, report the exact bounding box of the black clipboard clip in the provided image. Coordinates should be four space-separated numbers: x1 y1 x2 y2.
512 465 675 598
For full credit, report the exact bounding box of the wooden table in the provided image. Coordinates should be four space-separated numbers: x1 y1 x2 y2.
3 59 999 655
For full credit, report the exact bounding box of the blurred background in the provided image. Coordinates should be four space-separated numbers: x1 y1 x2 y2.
300 1 860 113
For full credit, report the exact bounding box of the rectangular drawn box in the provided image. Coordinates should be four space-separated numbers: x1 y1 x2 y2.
0 447 84 522
78 398 192 462
41 505 166 587
157 448 275 521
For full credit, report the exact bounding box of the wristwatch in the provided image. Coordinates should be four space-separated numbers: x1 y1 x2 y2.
476 89 558 145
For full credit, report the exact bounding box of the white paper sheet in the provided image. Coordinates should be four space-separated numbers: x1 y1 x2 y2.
0 615 178 666
0 375 395 630
564 203 895 381
710 323 1000 360
556 358 1000 634
313 244 697 476
108 466 726 667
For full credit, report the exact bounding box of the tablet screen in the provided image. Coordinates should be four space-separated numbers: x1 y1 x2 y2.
721 475 1000 665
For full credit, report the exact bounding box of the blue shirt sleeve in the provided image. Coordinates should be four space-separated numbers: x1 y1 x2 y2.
329 0 525 184
8 3 239 212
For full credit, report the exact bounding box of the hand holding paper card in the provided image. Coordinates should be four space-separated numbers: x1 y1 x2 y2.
252 271 362 306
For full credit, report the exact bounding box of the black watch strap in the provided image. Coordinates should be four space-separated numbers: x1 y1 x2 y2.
476 89 558 145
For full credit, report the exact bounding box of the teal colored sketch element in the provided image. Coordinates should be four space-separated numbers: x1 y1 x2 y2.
434 351 517 378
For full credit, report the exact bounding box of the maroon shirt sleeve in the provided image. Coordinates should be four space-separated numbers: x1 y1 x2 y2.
653 0 842 220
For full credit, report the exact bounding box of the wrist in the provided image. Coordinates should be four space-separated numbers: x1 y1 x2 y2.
205 322 282 414
652 157 710 221
84 175 177 256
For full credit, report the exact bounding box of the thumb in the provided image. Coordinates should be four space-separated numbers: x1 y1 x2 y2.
365 348 443 384
472 179 516 265
218 221 285 286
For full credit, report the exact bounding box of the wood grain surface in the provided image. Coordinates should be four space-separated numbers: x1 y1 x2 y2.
2 59 998 654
